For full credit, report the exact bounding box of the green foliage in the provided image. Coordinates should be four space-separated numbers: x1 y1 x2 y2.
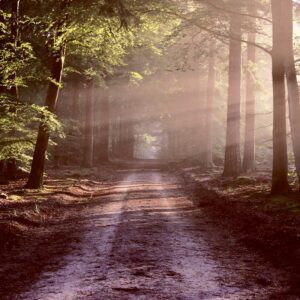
143 133 156 144
0 9 35 90
0 96 64 169
0 0 185 173
130 72 144 85
65 16 133 84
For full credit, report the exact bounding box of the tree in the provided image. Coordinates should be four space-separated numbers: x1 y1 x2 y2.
70 79 81 121
243 30 256 173
203 39 216 168
0 0 40 178
25 0 132 187
283 0 300 188
97 89 110 162
25 2 67 188
82 81 94 167
271 0 290 194
223 8 242 177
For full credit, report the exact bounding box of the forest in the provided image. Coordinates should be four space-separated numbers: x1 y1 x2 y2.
1 0 300 299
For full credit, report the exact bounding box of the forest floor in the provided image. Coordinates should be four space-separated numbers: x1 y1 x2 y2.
0 162 300 299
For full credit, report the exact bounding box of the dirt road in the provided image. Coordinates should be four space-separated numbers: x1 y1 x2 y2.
9 169 291 299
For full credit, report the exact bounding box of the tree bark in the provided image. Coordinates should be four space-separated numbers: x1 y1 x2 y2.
111 120 118 159
123 120 135 160
111 102 119 160
82 82 94 168
283 0 300 187
203 39 216 167
118 103 135 160
271 0 291 194
114 114 122 159
118 112 126 159
242 31 256 173
26 48 65 188
71 80 81 121
223 11 242 177
97 89 110 162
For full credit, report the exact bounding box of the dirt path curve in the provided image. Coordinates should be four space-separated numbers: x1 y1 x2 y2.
16 169 288 299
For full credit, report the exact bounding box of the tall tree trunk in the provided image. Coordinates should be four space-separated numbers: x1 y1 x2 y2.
123 120 134 160
110 102 119 160
203 39 216 167
118 104 134 160
117 116 122 159
283 0 300 187
223 11 242 177
98 89 110 162
26 48 65 188
82 82 94 168
118 111 126 159
71 80 81 121
271 0 290 194
243 31 256 173
111 120 118 159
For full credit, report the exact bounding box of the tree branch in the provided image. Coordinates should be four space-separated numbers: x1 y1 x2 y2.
145 9 272 55
195 0 272 24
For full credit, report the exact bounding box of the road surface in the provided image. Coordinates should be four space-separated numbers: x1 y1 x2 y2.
15 168 288 299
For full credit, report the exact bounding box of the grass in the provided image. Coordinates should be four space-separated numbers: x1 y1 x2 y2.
270 195 300 214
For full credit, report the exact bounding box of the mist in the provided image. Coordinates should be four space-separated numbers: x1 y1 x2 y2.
2 1 300 298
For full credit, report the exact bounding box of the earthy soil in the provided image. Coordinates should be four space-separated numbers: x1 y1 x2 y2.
0 163 299 299
177 163 300 297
